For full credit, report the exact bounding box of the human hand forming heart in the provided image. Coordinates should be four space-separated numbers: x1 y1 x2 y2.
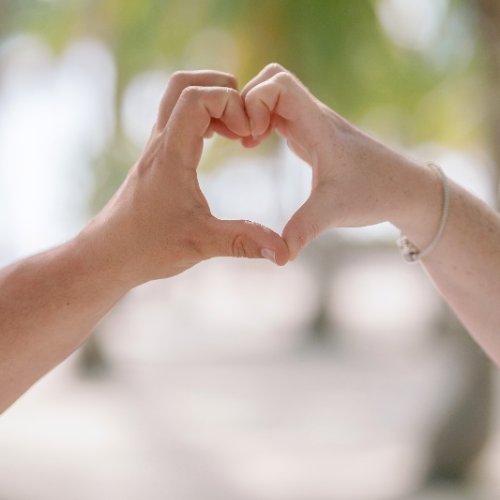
78 69 291 286
240 64 432 261
79 64 434 287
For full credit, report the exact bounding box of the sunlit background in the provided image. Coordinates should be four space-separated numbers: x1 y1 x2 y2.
1 1 499 499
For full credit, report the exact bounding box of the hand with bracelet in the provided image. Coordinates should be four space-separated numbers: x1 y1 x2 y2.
242 63 500 364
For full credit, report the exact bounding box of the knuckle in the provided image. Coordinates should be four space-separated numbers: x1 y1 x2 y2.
273 70 294 88
231 233 249 258
179 85 202 103
243 86 258 104
218 72 238 88
168 70 189 89
216 86 237 103
206 88 237 118
222 87 239 106
266 62 286 74
224 86 239 98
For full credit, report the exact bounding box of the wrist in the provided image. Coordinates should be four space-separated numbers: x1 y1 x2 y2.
70 222 140 294
387 156 444 252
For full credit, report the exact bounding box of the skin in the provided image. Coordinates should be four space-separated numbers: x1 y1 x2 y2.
242 63 500 365
0 70 289 412
1 63 499 412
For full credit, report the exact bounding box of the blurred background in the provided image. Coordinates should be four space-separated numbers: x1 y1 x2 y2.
0 0 499 499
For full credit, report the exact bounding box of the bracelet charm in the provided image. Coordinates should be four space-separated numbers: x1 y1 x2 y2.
397 235 421 263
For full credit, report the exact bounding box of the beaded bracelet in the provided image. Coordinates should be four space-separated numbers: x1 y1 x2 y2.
397 162 450 263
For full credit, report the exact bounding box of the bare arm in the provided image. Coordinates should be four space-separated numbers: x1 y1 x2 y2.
0 71 288 412
242 63 500 364
396 166 500 360
0 237 129 409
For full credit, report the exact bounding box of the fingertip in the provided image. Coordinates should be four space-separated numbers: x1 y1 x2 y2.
274 252 289 266
281 225 302 262
260 246 288 266
260 248 276 263
284 244 299 263
259 239 289 266
269 233 290 266
212 219 289 264
241 136 261 148
242 221 289 265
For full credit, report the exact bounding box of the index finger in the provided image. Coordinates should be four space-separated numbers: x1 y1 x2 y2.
240 62 288 99
244 71 303 137
163 86 251 169
156 70 238 130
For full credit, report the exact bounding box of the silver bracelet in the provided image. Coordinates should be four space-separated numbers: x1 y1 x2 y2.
397 162 450 263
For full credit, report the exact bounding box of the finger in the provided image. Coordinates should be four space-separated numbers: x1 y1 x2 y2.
207 119 244 140
245 71 321 149
205 218 289 266
240 122 273 148
241 136 260 148
157 70 238 131
240 62 288 98
164 86 251 168
282 191 332 260
244 71 305 137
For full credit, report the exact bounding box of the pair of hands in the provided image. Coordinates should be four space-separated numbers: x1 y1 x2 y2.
82 63 414 286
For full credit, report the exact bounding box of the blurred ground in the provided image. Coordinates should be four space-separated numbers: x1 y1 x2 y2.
1 256 498 500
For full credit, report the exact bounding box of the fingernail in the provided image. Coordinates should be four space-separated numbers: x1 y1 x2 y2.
261 248 276 263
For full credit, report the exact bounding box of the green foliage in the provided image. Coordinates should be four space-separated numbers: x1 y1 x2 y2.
0 0 489 210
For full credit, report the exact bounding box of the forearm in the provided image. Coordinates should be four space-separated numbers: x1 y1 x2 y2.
390 157 500 363
0 233 130 411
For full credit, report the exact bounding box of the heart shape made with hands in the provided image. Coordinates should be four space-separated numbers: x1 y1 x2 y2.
120 64 336 282
98 64 412 286
170 63 328 267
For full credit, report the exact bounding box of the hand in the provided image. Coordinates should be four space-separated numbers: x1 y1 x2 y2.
242 63 428 260
80 70 289 285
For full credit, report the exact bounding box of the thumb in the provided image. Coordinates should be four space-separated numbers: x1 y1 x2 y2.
282 193 331 260
207 219 289 266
